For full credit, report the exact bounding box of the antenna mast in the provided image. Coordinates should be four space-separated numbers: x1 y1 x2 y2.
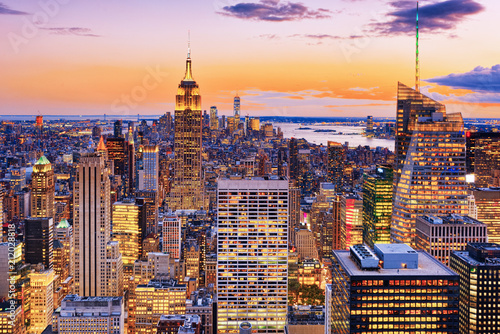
416 1 420 92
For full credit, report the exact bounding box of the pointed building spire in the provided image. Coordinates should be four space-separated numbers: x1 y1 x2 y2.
97 136 107 151
183 31 194 82
416 1 420 92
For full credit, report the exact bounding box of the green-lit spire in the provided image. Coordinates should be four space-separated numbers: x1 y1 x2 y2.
35 155 50 165
56 218 70 229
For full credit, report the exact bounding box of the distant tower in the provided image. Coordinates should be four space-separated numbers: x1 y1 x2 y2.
114 120 123 138
171 41 204 210
31 155 55 219
210 106 218 130
234 94 240 123
416 1 420 92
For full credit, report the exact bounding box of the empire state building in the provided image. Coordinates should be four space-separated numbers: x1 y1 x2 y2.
170 46 204 210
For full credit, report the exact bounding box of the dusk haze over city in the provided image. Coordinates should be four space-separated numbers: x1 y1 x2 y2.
1 0 499 117
2 1 500 334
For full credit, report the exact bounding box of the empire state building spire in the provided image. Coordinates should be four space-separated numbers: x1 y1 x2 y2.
183 32 194 82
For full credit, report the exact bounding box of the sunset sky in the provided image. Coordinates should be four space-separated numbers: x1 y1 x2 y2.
0 0 499 118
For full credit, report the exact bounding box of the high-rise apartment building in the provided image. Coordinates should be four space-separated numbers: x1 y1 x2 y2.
217 177 288 334
329 244 459 334
73 153 111 296
31 155 55 219
362 165 393 248
327 141 345 192
416 214 488 266
465 132 500 187
162 214 182 259
340 193 363 250
471 187 500 244
24 217 53 269
171 47 204 211
392 112 468 246
29 268 55 334
450 243 500 334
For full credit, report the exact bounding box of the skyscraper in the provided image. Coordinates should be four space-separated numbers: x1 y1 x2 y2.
329 244 459 334
24 217 54 269
114 119 123 138
29 268 55 334
142 145 159 191
112 200 141 267
31 155 55 219
217 177 288 334
73 153 111 296
340 193 363 250
393 82 445 191
362 165 393 248
233 94 240 124
392 112 468 246
170 45 203 210
450 243 500 334
327 141 345 192
210 106 218 130
471 187 500 244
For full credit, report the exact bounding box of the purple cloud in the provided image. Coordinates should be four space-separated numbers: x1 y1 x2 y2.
370 0 484 35
219 0 332 21
41 27 100 37
0 2 28 15
426 65 500 93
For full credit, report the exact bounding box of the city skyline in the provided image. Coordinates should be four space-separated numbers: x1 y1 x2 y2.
0 0 499 118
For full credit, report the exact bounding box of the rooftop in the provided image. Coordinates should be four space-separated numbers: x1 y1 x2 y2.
56 218 70 229
419 214 485 225
334 249 457 277
35 155 51 165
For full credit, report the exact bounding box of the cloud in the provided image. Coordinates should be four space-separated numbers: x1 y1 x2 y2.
40 27 100 37
0 2 28 15
426 65 500 93
370 0 484 35
218 0 332 21
349 86 379 92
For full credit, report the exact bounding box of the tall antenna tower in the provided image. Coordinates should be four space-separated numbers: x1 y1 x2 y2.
416 1 420 92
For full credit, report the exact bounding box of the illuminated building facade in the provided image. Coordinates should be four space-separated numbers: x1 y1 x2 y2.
327 141 345 192
184 240 200 280
297 259 322 287
112 200 141 266
341 193 363 250
450 243 500 334
330 244 459 334
366 116 374 136
210 106 219 130
391 112 468 246
140 145 159 191
471 188 500 244
74 153 111 297
56 295 124 334
217 177 288 334
249 117 260 131
171 47 204 211
362 165 393 248
134 279 187 333
55 219 74 280
465 132 500 187
105 241 124 297
394 82 445 192
0 302 24 334
106 137 126 176
29 269 55 334
24 217 53 269
31 155 55 219
416 215 487 266
234 94 240 124
162 215 182 259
